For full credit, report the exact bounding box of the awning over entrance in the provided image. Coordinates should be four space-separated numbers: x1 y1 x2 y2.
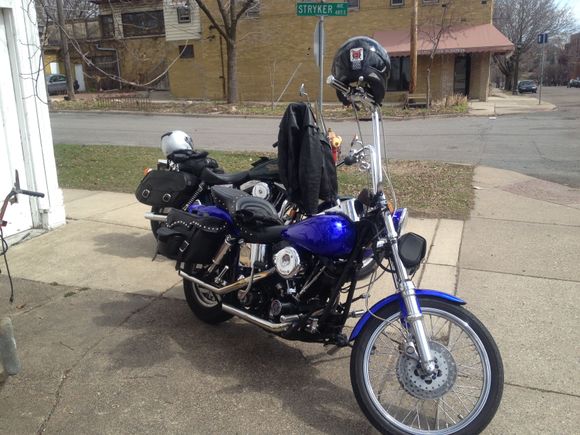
374 23 513 57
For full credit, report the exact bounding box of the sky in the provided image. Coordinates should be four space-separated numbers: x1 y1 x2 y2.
558 0 580 26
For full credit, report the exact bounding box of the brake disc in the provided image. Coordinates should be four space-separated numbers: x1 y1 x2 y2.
396 341 457 400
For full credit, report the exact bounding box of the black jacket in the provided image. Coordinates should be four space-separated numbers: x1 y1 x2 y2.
277 103 338 215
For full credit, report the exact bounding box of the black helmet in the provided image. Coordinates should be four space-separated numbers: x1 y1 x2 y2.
331 36 391 105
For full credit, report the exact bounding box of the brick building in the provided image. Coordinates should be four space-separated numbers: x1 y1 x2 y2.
565 32 580 81
85 0 513 102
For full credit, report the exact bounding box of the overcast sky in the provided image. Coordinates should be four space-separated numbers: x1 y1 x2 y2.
559 0 580 25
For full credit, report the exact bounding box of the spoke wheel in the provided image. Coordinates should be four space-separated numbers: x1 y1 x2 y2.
183 263 232 324
350 298 503 435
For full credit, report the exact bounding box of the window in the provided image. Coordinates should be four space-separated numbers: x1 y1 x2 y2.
244 0 261 18
422 0 439 4
50 75 66 83
177 1 191 23
348 0 360 9
121 11 165 37
387 57 410 92
179 45 194 58
391 0 404 6
100 15 114 38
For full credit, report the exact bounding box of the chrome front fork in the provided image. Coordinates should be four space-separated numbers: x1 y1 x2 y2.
383 211 436 374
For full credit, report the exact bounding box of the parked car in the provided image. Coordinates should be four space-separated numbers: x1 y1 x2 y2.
517 80 537 94
568 79 580 88
46 74 67 95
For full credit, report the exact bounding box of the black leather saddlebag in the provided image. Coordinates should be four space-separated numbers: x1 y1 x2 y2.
156 209 228 264
135 170 198 207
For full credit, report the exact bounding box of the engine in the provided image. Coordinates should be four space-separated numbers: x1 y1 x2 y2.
234 242 343 324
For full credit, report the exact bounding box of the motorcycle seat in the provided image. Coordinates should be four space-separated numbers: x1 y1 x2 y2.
211 185 250 215
201 168 250 186
238 224 287 244
212 186 285 243
235 196 284 243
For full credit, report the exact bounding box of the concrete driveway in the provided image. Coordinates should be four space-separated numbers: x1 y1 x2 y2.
1 167 579 434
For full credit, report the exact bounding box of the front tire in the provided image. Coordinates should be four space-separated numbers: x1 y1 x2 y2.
350 298 503 435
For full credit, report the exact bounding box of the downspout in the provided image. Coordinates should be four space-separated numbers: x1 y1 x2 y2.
96 44 121 89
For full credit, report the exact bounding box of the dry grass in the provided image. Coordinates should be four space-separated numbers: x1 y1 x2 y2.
54 144 474 220
50 96 469 119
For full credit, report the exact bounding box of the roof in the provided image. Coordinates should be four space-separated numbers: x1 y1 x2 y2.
374 23 514 57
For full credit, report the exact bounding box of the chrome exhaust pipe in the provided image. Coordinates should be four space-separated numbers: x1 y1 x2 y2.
178 267 275 295
221 304 292 333
144 212 167 222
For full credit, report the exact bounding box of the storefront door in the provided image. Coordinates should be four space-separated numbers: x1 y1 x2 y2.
453 54 471 96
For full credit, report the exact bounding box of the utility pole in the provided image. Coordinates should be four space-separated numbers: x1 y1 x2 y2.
318 14 324 113
512 41 522 95
56 0 75 100
537 32 548 104
409 0 418 94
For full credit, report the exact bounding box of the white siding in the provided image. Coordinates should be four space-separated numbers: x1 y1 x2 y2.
164 2 201 42
0 1 66 236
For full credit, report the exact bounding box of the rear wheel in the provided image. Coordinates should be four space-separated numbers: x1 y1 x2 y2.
356 257 378 280
350 298 503 434
150 206 167 239
183 264 232 324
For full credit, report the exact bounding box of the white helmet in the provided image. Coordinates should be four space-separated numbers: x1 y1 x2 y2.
160 130 193 157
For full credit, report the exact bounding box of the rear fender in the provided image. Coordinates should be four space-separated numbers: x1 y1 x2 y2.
349 289 465 341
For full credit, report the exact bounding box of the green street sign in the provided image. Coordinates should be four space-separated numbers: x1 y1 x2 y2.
296 2 349 17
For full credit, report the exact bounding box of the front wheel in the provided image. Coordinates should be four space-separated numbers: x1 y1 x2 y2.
350 298 503 435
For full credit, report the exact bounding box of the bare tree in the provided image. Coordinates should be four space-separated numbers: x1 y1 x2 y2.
421 2 454 107
192 0 258 104
35 0 98 22
493 0 575 90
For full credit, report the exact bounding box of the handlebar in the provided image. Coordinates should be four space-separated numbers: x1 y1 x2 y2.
336 146 368 168
1 187 45 224
326 75 377 107
17 189 45 198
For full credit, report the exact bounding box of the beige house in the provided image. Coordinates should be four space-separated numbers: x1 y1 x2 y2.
84 0 513 102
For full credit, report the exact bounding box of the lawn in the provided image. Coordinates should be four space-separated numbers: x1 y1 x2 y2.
54 144 474 220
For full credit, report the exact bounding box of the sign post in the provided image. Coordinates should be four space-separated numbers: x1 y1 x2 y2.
537 32 548 104
297 2 348 112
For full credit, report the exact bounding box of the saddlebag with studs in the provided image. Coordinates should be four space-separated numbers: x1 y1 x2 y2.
156 209 228 264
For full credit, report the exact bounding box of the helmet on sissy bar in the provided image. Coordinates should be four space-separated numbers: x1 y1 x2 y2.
331 36 391 105
160 130 194 158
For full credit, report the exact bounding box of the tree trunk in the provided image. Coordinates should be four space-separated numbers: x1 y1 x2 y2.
226 40 238 104
504 73 513 91
426 67 431 108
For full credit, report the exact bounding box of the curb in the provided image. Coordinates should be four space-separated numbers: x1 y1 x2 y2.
49 109 471 122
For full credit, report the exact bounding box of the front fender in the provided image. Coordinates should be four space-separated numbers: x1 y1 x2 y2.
349 289 465 342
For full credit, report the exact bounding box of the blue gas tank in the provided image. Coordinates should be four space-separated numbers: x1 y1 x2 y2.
282 214 356 258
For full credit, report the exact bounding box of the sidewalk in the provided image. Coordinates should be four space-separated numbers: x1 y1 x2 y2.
469 89 556 116
1 167 579 433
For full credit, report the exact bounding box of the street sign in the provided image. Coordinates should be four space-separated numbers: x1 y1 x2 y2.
296 2 349 17
537 33 549 44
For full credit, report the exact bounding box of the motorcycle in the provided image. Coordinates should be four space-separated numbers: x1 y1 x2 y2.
136 145 286 238
136 130 379 279
153 68 503 434
0 171 44 381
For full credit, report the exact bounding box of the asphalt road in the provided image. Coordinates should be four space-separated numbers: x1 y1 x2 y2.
50 87 580 187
